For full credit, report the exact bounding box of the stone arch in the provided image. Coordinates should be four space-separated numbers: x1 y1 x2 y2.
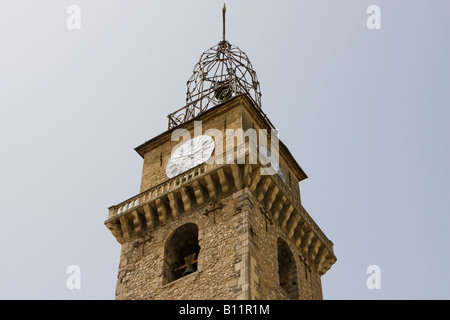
277 238 299 300
163 223 200 285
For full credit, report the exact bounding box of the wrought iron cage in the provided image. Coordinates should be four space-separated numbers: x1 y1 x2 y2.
167 40 263 129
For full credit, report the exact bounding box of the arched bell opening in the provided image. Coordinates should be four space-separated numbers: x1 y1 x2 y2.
163 223 200 285
277 238 300 300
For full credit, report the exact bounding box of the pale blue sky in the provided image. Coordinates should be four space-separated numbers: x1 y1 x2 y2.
0 0 448 299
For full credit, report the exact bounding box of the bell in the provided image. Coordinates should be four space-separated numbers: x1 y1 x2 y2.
182 253 196 276
183 263 195 276
214 81 232 101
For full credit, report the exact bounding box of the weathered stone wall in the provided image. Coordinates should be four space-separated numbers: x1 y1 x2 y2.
114 187 323 300
115 191 249 300
233 188 323 300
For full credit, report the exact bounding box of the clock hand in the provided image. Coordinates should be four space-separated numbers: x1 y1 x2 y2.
172 150 199 170
191 144 212 156
176 156 191 172
169 155 190 161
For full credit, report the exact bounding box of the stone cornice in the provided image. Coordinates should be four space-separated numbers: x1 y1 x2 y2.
105 144 336 276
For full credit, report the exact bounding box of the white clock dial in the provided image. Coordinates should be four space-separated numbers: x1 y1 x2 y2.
166 135 215 178
259 145 286 183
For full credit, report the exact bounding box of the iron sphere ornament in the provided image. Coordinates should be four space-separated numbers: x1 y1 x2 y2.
186 40 262 111
167 4 263 129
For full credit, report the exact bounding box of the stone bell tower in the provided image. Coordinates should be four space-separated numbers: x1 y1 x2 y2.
105 5 336 300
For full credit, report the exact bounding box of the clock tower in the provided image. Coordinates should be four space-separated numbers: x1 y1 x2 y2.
105 5 336 300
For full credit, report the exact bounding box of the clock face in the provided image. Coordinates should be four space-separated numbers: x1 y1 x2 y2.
166 135 215 178
259 145 286 183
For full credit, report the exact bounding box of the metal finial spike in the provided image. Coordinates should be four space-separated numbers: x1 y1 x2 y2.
222 3 226 41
